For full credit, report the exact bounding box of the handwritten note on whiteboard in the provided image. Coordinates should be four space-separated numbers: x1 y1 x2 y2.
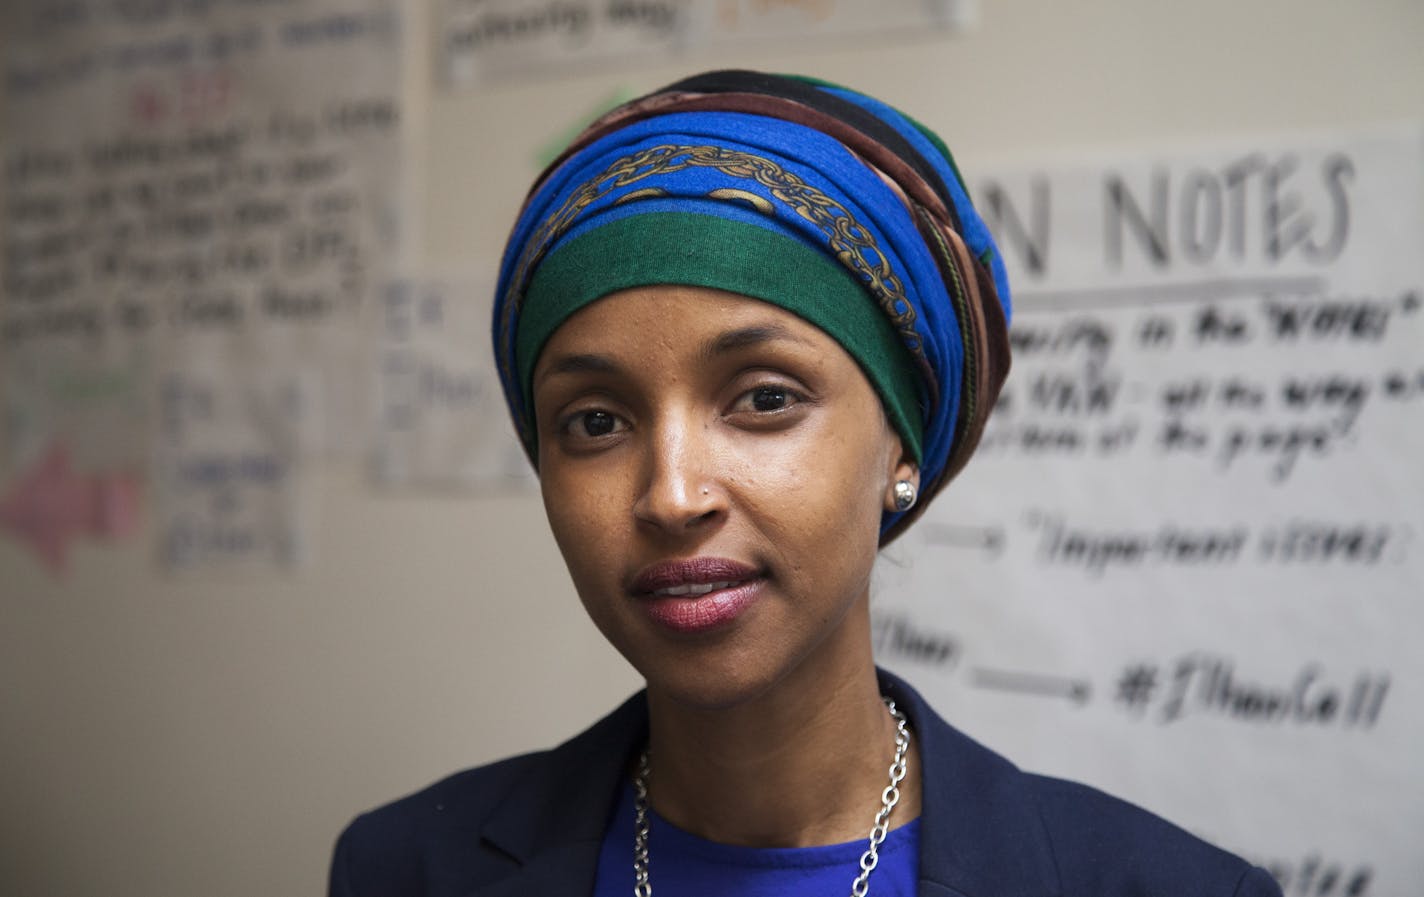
440 0 974 86
874 125 1424 895
1 0 404 472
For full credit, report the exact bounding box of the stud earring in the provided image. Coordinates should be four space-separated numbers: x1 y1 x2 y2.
892 480 917 512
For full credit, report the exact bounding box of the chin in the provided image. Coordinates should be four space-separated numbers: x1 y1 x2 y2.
628 620 864 714
608 629 792 711
643 668 783 713
577 560 877 713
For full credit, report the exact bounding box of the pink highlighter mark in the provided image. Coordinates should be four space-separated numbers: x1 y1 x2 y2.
0 442 143 575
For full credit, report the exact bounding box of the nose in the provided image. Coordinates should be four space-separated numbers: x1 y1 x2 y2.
632 413 723 533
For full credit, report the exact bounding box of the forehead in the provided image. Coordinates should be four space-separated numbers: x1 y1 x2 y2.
535 284 833 360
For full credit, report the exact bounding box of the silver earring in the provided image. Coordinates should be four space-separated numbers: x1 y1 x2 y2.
892 480 917 512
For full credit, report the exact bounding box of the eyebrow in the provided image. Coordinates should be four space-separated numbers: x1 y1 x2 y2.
536 322 814 387
535 353 623 386
702 323 814 361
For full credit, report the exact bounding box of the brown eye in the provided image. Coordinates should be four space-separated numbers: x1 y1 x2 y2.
573 410 619 437
751 386 789 412
729 383 805 417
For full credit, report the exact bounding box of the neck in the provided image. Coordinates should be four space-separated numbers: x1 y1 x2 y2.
641 612 921 847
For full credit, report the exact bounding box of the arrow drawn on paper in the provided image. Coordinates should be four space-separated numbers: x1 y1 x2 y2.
0 442 141 575
970 667 1092 705
919 522 1005 556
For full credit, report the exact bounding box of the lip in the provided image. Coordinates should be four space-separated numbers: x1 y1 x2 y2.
630 557 764 634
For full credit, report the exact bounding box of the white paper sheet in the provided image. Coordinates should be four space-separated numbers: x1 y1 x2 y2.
875 125 1424 894
372 275 535 490
154 365 318 573
1 0 404 471
441 0 974 86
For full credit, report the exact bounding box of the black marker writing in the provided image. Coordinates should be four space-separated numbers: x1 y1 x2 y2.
1104 152 1353 271
1137 656 1391 730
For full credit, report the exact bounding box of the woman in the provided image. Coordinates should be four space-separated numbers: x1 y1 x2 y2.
331 70 1281 897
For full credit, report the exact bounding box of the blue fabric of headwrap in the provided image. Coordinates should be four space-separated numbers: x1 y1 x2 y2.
493 75 1012 540
816 86 1013 312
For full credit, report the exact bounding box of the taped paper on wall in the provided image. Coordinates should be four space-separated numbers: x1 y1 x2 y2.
875 124 1424 893
441 0 974 86
373 275 535 490
154 367 319 573
1 0 405 470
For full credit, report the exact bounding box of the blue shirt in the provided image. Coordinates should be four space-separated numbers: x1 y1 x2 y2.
593 781 921 897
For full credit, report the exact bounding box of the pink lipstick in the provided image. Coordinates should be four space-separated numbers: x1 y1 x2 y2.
630 557 764 633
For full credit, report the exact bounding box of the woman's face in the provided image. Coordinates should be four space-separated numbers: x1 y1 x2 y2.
532 285 916 709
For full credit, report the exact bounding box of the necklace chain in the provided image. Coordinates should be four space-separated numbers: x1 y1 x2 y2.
632 697 911 897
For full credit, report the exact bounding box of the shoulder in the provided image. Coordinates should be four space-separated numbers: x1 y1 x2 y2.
881 668 1280 897
329 752 543 897
328 691 648 897
1020 772 1283 897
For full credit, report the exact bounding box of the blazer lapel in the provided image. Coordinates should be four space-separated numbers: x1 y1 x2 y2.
462 841 605 897
879 669 1063 897
464 692 648 897
462 674 1060 897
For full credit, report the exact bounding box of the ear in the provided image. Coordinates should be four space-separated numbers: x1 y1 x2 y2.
882 438 921 514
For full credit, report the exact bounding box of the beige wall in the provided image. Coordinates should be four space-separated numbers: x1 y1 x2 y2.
2 2 1422 895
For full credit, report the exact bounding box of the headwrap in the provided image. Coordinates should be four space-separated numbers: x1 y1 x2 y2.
493 70 1011 543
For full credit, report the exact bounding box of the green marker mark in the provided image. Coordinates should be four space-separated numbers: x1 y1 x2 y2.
47 369 137 405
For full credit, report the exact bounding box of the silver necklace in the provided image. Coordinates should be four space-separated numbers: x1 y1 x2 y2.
632 697 911 897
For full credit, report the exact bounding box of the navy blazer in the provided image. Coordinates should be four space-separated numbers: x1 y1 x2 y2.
331 670 1282 897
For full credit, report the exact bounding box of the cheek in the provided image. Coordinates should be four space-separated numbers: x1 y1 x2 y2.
540 462 626 587
729 423 887 563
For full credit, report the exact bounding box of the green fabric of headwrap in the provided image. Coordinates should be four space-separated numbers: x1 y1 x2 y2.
517 211 925 462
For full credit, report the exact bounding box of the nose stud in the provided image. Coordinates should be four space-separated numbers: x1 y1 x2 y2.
892 480 917 512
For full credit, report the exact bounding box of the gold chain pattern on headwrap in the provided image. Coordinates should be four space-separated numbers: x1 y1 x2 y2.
498 144 938 420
